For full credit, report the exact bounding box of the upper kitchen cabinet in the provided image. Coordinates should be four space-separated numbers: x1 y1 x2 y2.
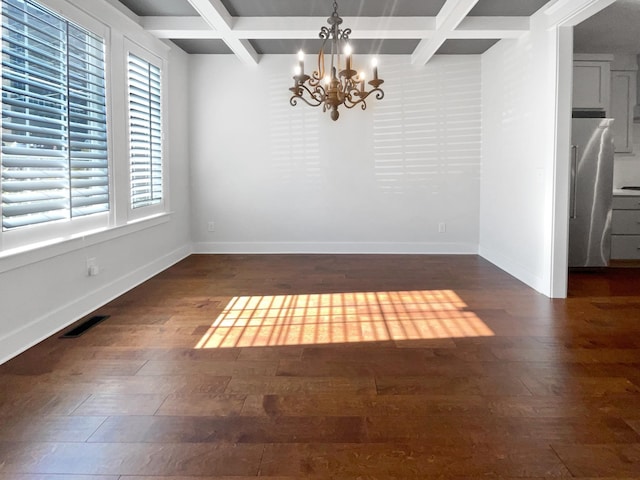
610 55 638 154
611 71 636 153
573 54 613 111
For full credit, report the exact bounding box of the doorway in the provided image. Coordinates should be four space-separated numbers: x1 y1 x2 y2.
552 0 640 297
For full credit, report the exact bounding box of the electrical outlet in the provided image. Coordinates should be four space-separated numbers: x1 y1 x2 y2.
207 221 215 232
438 222 446 233
86 258 99 276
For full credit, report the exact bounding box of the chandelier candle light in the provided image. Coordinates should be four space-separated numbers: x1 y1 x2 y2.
289 1 384 121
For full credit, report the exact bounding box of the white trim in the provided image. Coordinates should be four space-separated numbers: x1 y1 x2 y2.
549 0 620 298
479 245 545 294
32 0 110 38
0 213 171 274
543 0 617 28
67 0 170 53
454 16 529 38
186 0 259 65
411 0 480 65
194 241 478 254
0 0 113 251
124 39 169 221
236 16 438 39
141 16 221 39
573 53 614 62
548 25 573 298
0 0 173 261
0 243 191 365
101 0 140 24
140 15 528 41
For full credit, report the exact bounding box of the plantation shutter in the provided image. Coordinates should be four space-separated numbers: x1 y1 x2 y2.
67 22 108 217
127 53 162 209
1 0 108 230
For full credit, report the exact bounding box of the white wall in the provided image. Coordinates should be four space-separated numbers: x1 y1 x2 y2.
190 55 482 254
479 16 563 295
0 42 192 364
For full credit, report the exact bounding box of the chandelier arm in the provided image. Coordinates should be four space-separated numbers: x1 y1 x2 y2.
290 94 323 108
290 83 326 107
343 85 385 109
342 85 363 103
301 82 326 103
308 75 323 87
371 88 385 101
342 96 367 110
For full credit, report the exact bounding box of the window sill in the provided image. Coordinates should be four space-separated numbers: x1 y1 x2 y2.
0 213 171 274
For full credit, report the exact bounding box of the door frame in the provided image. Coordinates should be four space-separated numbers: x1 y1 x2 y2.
549 0 617 297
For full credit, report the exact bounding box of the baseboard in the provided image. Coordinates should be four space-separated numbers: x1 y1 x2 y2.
479 245 546 294
193 241 479 255
0 244 192 364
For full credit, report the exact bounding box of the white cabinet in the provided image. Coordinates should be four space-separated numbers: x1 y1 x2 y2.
610 70 637 153
611 195 640 260
573 60 611 111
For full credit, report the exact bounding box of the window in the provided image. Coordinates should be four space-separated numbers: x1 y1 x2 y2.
127 52 162 210
1 0 108 231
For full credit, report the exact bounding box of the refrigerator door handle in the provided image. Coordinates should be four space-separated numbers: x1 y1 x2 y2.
570 145 578 219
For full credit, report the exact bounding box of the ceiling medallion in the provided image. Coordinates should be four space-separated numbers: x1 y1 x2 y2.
288 1 385 121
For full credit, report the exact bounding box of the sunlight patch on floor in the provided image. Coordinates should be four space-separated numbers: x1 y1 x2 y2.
195 290 494 348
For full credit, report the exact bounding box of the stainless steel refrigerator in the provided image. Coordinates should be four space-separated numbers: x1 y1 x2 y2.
568 116 615 267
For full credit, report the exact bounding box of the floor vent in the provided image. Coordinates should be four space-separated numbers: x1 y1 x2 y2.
61 315 109 338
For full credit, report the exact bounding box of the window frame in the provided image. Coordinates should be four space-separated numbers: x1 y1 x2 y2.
0 0 113 251
0 0 172 258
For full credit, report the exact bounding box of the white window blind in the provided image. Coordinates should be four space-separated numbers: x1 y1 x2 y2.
127 52 162 209
1 0 108 230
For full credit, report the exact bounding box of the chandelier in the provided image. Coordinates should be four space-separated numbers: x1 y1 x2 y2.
289 1 385 121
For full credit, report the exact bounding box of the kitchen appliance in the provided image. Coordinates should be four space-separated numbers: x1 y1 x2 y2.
568 116 615 267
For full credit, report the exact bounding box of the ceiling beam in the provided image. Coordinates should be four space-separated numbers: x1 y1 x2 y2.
141 16 222 39
234 16 437 39
139 15 527 41
186 0 259 65
142 16 437 39
411 0 480 65
453 16 528 38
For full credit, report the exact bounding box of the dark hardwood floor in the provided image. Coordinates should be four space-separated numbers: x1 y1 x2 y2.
1 254 639 478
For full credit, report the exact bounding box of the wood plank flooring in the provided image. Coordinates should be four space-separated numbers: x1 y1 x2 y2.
1 254 639 479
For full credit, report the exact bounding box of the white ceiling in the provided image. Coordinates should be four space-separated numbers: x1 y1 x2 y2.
113 0 554 64
574 0 640 54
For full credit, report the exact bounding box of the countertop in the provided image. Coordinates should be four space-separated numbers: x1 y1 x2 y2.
613 188 640 196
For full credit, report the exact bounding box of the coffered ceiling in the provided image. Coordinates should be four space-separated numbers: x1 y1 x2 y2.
114 0 555 63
